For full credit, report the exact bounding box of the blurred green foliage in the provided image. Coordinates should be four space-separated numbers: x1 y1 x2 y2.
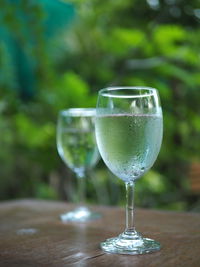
0 0 200 211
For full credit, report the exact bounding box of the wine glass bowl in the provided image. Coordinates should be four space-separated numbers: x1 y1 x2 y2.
57 108 100 222
95 87 163 254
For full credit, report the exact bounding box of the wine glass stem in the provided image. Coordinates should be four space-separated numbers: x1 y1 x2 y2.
77 173 86 207
125 181 135 234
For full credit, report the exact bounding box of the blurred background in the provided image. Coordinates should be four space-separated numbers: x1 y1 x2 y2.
1 0 200 211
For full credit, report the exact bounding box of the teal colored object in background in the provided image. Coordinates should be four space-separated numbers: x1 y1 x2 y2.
0 0 75 100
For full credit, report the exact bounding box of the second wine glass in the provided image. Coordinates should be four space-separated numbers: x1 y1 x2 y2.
57 108 100 222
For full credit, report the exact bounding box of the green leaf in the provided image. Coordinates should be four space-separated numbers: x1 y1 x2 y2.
53 71 91 109
15 113 54 148
153 25 186 56
102 28 145 56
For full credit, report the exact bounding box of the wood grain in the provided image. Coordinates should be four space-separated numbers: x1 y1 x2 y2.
0 200 200 267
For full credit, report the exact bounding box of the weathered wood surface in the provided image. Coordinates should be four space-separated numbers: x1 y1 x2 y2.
0 200 200 267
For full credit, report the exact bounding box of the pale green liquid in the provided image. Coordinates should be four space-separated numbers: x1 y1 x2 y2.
96 114 163 182
57 129 99 173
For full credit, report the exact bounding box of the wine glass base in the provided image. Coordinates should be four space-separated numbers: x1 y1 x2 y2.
60 206 101 222
100 232 161 255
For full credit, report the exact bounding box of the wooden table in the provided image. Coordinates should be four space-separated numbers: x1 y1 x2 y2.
0 200 200 267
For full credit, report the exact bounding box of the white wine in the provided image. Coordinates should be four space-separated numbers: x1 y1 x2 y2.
96 87 163 254
56 108 101 222
57 128 99 174
96 114 163 182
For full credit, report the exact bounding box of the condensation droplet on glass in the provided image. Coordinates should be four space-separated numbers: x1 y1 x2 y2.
133 172 139 177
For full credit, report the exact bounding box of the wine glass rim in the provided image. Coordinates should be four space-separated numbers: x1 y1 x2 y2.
99 86 158 98
60 108 96 117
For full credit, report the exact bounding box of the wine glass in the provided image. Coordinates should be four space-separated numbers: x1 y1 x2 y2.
95 87 163 254
57 108 100 222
